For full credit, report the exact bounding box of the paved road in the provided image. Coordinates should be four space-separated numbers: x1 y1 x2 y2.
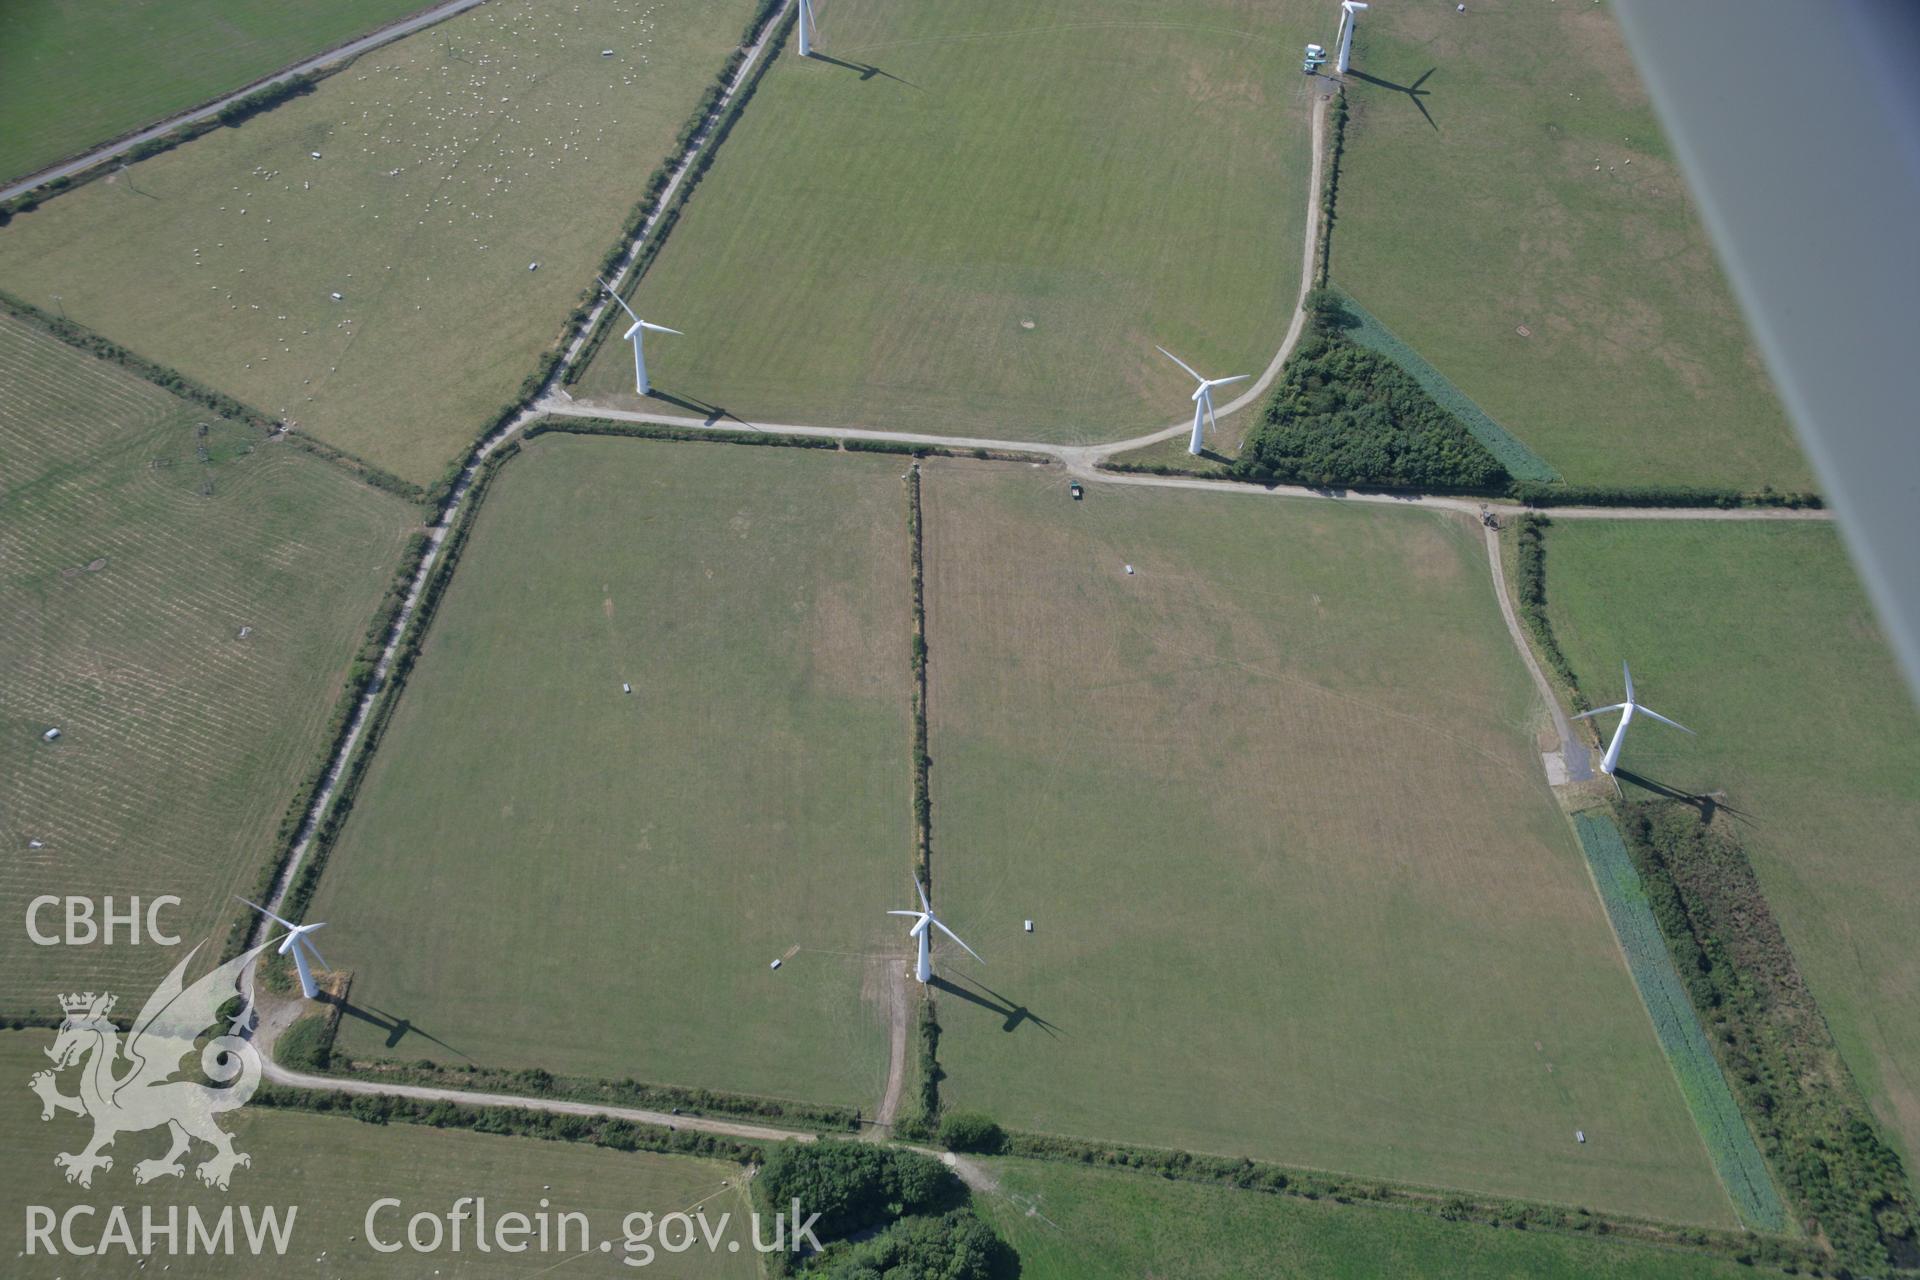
0 0 491 203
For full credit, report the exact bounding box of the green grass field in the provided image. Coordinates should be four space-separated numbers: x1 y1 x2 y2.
0 0 432 185
308 436 913 1110
1539 520 1920 1169
577 0 1319 444
918 461 1730 1225
1330 0 1809 490
980 1158 1759 1279
0 313 417 1013
0 1033 757 1277
0 0 752 485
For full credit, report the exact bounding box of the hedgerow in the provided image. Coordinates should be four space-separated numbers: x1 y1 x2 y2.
250 1083 763 1164
315 1056 858 1134
1617 802 1920 1274
568 1 793 381
1001 1128 1818 1271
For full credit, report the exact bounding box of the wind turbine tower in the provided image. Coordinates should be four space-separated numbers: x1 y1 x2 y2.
597 277 682 396
1157 346 1249 455
798 0 818 58
1575 662 1696 776
236 897 333 1000
888 880 983 984
1336 0 1370 74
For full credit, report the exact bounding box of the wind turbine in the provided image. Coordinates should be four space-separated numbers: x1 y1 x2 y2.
597 277 681 396
1575 662 1695 776
888 880 983 985
1157 346 1249 455
236 897 331 1000
797 0 818 58
1336 0 1370 74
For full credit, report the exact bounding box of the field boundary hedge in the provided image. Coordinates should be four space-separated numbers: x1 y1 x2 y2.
222 527 432 960
0 287 427 501
1000 1126 1818 1272
906 464 934 885
524 415 1050 464
1098 455 1822 510
0 71 329 222
1510 514 1590 713
1314 86 1347 288
565 0 792 383
267 438 523 949
1617 801 1920 1274
250 1081 765 1164
302 1054 857 1134
1569 811 1787 1230
1328 285 1560 483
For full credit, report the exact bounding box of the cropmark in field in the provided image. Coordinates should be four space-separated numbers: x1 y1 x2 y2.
0 313 418 1011
579 0 1320 446
918 461 1731 1225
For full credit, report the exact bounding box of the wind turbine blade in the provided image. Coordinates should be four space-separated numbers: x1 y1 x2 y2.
1155 345 1205 384
638 321 682 336
916 880 930 913
1622 661 1635 704
1571 703 1628 721
1208 374 1251 389
1205 389 1221 438
598 277 641 324
1638 706 1695 735
300 936 329 971
235 895 296 931
931 917 984 966
802 0 816 26
887 910 923 918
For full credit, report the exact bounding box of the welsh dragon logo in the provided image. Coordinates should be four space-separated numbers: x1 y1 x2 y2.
30 939 273 1190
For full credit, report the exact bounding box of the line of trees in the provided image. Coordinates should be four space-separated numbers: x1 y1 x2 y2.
1617 801 1920 1274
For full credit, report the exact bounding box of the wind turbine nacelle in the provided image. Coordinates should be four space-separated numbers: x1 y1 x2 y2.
624 321 643 340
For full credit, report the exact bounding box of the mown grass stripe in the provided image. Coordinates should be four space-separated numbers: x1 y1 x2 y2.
1571 810 1787 1231
1329 283 1561 483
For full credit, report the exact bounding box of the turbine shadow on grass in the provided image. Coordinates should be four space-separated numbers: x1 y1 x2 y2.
807 52 919 88
1614 768 1757 827
329 995 475 1059
1347 67 1438 130
930 975 1061 1037
647 387 744 427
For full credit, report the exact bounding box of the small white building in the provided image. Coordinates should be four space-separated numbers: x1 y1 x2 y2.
42 727 61 742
